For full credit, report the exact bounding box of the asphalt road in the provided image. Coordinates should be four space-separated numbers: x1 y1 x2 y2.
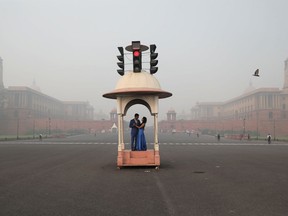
0 132 288 216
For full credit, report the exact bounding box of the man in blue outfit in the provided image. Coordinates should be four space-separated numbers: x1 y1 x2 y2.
129 113 141 151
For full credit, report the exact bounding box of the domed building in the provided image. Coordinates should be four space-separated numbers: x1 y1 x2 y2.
160 58 288 138
0 57 96 136
30 79 41 92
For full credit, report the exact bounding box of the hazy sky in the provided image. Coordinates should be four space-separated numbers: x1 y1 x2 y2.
1 0 288 121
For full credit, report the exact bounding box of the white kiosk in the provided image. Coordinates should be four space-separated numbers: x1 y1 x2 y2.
103 71 172 168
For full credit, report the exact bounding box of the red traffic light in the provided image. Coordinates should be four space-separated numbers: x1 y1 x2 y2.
133 50 140 57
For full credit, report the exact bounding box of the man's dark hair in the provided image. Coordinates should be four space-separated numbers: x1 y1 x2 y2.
134 113 139 118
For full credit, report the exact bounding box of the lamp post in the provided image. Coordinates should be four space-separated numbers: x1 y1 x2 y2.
48 117 51 136
256 111 259 140
14 110 19 140
243 117 246 139
28 114 35 139
16 118 19 140
33 119 35 139
273 119 276 141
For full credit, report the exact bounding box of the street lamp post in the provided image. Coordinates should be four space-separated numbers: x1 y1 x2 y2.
243 117 246 139
14 110 19 140
48 117 51 136
256 111 259 140
273 119 276 141
33 119 35 139
16 118 19 140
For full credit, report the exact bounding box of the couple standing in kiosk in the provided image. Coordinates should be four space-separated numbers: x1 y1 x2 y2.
129 113 147 151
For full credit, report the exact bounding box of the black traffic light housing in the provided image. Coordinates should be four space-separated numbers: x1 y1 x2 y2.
132 41 142 73
150 44 158 74
132 50 141 72
117 41 156 74
125 41 148 73
117 47 124 76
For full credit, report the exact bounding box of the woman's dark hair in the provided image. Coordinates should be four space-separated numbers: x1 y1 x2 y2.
142 117 147 124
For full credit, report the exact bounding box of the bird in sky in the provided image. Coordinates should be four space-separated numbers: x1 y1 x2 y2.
253 69 259 77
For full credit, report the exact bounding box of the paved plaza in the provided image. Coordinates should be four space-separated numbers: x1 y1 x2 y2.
0 133 288 216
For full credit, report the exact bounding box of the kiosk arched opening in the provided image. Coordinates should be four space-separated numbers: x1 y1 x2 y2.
115 95 161 168
124 99 152 116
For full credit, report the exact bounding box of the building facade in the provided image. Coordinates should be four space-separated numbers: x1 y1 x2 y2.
160 58 288 137
0 57 119 136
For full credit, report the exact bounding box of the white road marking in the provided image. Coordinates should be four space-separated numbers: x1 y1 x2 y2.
1 141 288 146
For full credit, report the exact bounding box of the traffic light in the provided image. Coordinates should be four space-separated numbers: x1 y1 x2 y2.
132 41 142 72
133 49 142 72
150 44 158 74
117 47 124 76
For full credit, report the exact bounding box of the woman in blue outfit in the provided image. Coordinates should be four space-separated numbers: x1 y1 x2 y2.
135 117 147 151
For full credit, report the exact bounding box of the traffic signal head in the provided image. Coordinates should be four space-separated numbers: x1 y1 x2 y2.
117 47 124 76
133 49 142 72
132 41 142 72
150 44 158 74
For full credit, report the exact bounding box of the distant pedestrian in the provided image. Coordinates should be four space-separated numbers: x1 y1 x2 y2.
217 134 220 141
39 134 42 141
267 133 272 144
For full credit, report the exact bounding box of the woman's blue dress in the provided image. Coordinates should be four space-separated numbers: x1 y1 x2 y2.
136 128 147 151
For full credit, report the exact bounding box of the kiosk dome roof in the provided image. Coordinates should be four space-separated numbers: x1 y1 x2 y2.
103 71 172 99
116 71 161 89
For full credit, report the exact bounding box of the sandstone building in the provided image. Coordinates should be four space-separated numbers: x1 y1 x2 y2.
0 57 115 136
160 58 288 138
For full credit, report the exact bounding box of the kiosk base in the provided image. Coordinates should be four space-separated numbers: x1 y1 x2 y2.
117 149 160 168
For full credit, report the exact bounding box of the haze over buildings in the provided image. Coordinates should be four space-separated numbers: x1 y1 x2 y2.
1 0 288 120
